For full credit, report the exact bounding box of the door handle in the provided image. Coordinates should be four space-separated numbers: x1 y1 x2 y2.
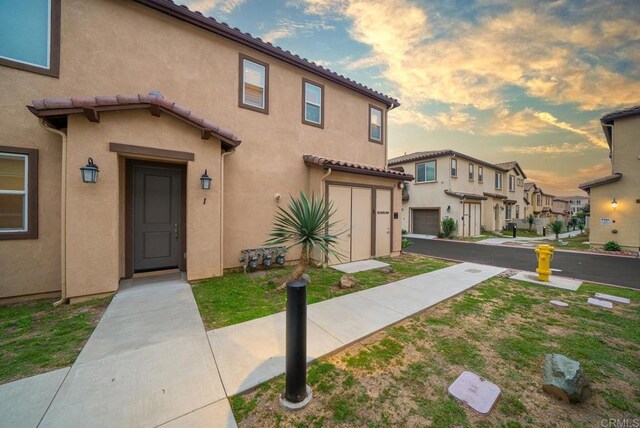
174 224 178 239
386 227 390 234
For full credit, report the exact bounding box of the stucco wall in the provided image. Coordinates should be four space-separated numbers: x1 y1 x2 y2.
589 115 640 251
398 156 526 235
0 0 390 299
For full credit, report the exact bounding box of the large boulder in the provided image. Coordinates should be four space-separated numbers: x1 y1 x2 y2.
542 354 591 403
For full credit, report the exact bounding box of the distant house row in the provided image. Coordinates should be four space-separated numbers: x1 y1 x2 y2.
388 150 575 237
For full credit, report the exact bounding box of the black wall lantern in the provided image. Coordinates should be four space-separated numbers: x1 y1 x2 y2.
80 158 99 184
200 169 212 190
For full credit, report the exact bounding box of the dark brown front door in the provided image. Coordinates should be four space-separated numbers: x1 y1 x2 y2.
133 165 181 272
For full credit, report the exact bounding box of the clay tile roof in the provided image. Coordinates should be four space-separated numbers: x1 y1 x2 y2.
494 160 527 179
578 173 622 193
303 155 414 181
388 149 518 174
132 0 399 109
483 192 508 200
444 190 487 200
524 182 536 191
28 92 241 149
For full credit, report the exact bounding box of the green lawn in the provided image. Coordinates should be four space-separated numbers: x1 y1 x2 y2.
192 254 453 330
540 234 590 251
0 297 111 385
232 277 640 427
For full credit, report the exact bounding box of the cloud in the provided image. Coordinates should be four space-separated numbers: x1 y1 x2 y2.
526 161 611 195
178 0 245 15
502 142 593 155
262 19 334 44
485 108 551 136
389 106 476 133
533 112 607 148
298 0 640 111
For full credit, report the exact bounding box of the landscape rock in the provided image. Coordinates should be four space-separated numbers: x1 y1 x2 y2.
339 274 357 289
301 273 311 283
542 354 591 403
380 267 395 274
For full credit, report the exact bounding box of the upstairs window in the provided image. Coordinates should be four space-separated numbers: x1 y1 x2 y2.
451 158 458 177
509 175 516 191
468 164 474 180
369 105 383 143
302 79 323 127
0 0 60 77
478 166 483 182
515 204 520 219
239 54 268 113
416 160 436 183
495 172 503 189
537 194 542 205
0 147 38 240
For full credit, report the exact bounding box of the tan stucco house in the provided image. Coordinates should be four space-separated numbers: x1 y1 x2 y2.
388 151 528 237
0 0 412 303
579 105 640 252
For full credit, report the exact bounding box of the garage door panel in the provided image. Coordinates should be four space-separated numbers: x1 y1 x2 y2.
328 185 351 264
351 187 372 262
412 209 439 235
375 189 391 257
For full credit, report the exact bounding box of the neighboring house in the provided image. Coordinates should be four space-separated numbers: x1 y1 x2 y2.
0 0 412 303
551 198 571 224
566 195 590 215
579 105 640 252
530 185 555 218
523 182 538 218
389 150 528 237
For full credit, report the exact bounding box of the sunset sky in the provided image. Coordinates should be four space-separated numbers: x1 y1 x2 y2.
181 0 640 196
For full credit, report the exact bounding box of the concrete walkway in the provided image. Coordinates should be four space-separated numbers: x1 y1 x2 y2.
38 273 235 428
208 262 505 396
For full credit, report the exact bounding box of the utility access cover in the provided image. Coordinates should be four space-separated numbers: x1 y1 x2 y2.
448 371 501 414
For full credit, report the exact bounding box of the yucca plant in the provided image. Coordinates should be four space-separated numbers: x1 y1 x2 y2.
549 220 564 240
265 192 342 288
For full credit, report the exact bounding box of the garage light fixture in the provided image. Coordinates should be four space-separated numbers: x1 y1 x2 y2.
80 158 99 184
611 197 617 210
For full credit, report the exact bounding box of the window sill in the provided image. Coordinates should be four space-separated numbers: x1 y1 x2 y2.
415 181 438 185
0 230 38 240
238 102 268 115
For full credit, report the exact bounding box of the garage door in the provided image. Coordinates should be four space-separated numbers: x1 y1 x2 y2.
327 185 372 264
412 209 439 235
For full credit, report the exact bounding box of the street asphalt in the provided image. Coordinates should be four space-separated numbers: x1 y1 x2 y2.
407 238 640 289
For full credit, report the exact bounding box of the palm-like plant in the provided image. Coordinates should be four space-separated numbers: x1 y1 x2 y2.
265 192 342 287
549 220 564 240
527 214 536 231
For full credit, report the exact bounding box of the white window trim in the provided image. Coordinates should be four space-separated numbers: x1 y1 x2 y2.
468 164 474 180
478 166 483 182
369 106 383 142
242 58 266 109
451 158 457 177
495 172 503 189
0 152 28 233
509 175 516 192
304 82 322 125
416 161 436 183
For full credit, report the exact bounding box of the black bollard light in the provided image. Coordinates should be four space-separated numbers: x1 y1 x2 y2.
280 279 312 409
513 225 517 238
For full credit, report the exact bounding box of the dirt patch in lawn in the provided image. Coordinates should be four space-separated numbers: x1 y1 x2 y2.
232 278 640 427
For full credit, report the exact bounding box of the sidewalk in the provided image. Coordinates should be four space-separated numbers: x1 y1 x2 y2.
1 261 506 427
39 273 234 428
477 230 582 246
208 262 505 396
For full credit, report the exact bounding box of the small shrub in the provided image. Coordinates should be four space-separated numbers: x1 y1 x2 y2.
578 223 584 233
603 241 621 251
401 229 408 235
437 232 445 239
401 238 413 250
526 214 536 231
441 218 457 238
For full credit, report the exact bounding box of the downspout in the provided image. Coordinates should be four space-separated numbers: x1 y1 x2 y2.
39 120 68 306
319 168 332 266
320 168 332 198
220 148 236 274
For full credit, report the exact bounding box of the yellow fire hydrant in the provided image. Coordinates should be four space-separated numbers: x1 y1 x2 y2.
535 244 555 282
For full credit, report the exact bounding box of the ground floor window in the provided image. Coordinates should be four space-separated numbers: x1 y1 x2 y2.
515 204 520 219
505 204 512 220
0 146 38 239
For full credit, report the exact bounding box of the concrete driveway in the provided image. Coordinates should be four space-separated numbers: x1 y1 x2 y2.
407 238 640 289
